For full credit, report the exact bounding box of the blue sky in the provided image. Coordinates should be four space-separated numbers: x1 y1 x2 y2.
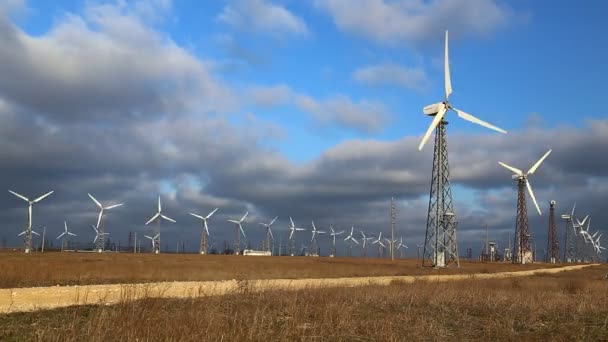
14 0 608 163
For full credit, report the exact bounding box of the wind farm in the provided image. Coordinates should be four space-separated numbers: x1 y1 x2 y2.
0 1 607 341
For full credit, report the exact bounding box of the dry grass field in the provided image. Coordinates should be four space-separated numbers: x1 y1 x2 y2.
0 251 565 288
0 264 606 341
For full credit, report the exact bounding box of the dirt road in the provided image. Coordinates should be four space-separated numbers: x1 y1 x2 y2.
0 264 597 314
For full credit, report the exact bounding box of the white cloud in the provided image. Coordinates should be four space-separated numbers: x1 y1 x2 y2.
247 84 293 107
353 63 430 91
296 94 390 133
218 0 309 37
314 0 512 45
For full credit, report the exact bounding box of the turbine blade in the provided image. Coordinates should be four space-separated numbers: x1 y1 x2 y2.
17 231 25 237
526 180 542 216
161 214 176 223
9 190 29 202
68 232 77 236
105 203 123 210
571 202 576 220
206 208 219 219
88 193 102 208
290 217 295 227
204 221 209 236
33 191 54 203
144 235 153 240
145 213 160 225
96 210 103 231
64 221 68 232
269 216 278 226
227 220 239 224
239 224 246 237
454 108 507 134
444 30 452 99
418 104 446 151
31 230 40 236
527 149 552 175
498 162 523 176
190 213 204 220
158 196 162 212
57 232 66 239
91 224 98 234
352 238 359 244
289 229 294 240
240 211 249 222
268 227 274 240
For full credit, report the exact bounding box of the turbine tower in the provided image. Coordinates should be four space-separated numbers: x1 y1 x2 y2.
145 196 176 254
9 190 54 253
57 221 77 251
88 193 123 253
227 211 248 255
419 31 506 267
190 208 219 254
498 149 552 264
546 200 559 263
259 216 278 253
328 225 344 257
561 203 576 262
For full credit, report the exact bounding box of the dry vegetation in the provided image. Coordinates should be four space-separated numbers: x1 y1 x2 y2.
0 251 565 288
0 265 606 341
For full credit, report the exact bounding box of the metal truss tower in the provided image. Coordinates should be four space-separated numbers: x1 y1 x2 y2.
233 225 241 255
546 200 559 263
423 121 459 267
562 214 575 262
513 179 533 264
96 216 106 253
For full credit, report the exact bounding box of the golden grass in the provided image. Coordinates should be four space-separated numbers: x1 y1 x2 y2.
1 265 606 341
0 251 566 288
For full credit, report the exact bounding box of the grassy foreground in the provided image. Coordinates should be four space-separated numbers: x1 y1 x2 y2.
0 251 563 288
1 265 606 341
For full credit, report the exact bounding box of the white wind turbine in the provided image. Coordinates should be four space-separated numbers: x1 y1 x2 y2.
88 193 123 253
344 226 359 256
288 217 306 256
57 221 77 251
329 225 344 257
91 224 109 245
360 231 374 256
418 30 506 151
259 216 278 253
145 196 176 254
396 237 408 258
144 234 160 251
498 149 552 216
9 190 54 253
228 211 248 255
190 208 219 254
372 233 386 258
310 221 326 256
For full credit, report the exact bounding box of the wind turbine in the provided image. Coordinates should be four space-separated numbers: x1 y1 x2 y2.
145 196 176 254
91 224 109 246
329 225 344 257
288 217 305 256
259 216 278 253
360 231 374 257
372 233 386 258
145 234 160 252
227 211 248 255
190 208 219 254
420 31 507 268
57 221 77 251
310 221 326 256
88 193 123 253
344 227 359 257
499 149 552 264
9 190 54 253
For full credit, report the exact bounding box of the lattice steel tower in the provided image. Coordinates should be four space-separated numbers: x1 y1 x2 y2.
512 178 532 264
562 208 575 263
422 121 459 267
546 200 559 263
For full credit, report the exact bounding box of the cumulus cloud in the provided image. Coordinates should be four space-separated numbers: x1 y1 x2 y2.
314 0 513 45
295 94 390 133
353 63 430 91
218 0 309 37
0 1 234 123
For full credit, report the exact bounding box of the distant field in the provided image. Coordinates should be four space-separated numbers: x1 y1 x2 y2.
1 265 606 341
0 251 565 288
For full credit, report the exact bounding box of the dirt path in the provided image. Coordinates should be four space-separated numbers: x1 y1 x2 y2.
0 264 597 314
